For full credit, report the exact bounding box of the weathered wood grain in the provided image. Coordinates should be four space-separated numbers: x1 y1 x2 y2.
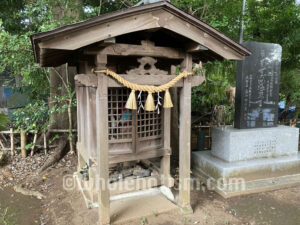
160 107 173 187
75 74 205 88
39 12 160 50
75 74 98 87
86 42 185 60
178 53 193 213
95 54 110 225
38 10 245 60
109 148 168 164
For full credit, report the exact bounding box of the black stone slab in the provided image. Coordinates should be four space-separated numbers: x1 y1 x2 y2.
234 42 282 129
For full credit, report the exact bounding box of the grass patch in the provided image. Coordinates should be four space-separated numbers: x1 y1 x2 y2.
0 207 16 225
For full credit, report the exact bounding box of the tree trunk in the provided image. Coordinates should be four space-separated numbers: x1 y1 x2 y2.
37 1 81 172
49 65 69 129
49 1 81 129
38 134 68 173
281 94 291 122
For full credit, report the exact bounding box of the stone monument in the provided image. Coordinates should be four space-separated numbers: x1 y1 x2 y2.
235 42 281 129
192 42 300 197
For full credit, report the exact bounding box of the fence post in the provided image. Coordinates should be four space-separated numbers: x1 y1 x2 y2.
20 128 27 158
10 128 14 156
43 132 47 155
30 132 38 156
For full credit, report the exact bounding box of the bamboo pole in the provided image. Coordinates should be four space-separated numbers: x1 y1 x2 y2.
68 101 74 154
0 139 4 150
20 128 27 158
30 132 38 156
65 65 75 155
10 128 14 156
43 132 47 155
0 131 11 134
49 129 77 133
0 129 77 134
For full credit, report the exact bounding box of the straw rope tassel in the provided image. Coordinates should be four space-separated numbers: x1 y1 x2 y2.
125 90 137 110
163 89 173 108
145 92 155 111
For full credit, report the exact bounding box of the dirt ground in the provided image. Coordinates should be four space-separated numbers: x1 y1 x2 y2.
0 153 300 225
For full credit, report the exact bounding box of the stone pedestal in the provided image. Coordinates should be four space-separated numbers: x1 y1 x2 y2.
192 126 300 198
211 126 298 162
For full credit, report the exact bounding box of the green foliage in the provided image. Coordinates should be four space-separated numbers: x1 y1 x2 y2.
0 0 100 102
172 0 243 39
25 143 34 150
82 0 139 16
50 90 77 115
246 0 300 111
49 134 61 145
0 20 49 101
13 100 50 132
175 0 299 121
0 207 16 225
246 0 300 69
0 0 298 128
280 68 300 108
183 217 191 223
0 113 9 131
215 104 235 125
192 61 235 111
0 0 25 34
13 85 76 133
152 211 157 217
141 217 148 225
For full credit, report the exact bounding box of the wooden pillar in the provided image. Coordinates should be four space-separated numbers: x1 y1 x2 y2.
160 107 173 187
95 54 110 225
178 53 193 214
170 65 179 158
160 65 176 188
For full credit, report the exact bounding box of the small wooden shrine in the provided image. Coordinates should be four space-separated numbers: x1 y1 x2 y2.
31 1 250 224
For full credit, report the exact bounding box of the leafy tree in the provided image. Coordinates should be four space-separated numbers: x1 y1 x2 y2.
0 113 9 131
174 0 299 122
172 0 243 39
13 100 49 132
246 0 300 120
0 0 299 130
0 21 49 100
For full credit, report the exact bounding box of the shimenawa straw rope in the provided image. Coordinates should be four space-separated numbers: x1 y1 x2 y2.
93 69 193 111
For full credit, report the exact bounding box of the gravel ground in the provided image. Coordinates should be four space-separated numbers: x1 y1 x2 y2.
1 152 300 225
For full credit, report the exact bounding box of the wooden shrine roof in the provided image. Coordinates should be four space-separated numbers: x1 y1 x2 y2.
31 1 251 67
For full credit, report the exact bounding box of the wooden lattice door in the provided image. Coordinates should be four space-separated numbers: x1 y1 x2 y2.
108 87 162 156
136 91 162 152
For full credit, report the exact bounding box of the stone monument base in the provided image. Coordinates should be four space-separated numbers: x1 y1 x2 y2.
191 126 300 198
192 151 300 198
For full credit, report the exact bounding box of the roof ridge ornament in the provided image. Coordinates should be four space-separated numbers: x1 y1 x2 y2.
126 57 168 76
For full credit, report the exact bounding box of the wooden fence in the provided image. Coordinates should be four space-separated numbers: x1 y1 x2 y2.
0 129 76 157
191 125 212 150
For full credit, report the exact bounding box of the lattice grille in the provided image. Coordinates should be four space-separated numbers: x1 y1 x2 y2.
108 88 133 141
137 92 162 139
108 88 162 143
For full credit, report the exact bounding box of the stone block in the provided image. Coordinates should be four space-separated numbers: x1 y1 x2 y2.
211 125 299 162
192 151 300 198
